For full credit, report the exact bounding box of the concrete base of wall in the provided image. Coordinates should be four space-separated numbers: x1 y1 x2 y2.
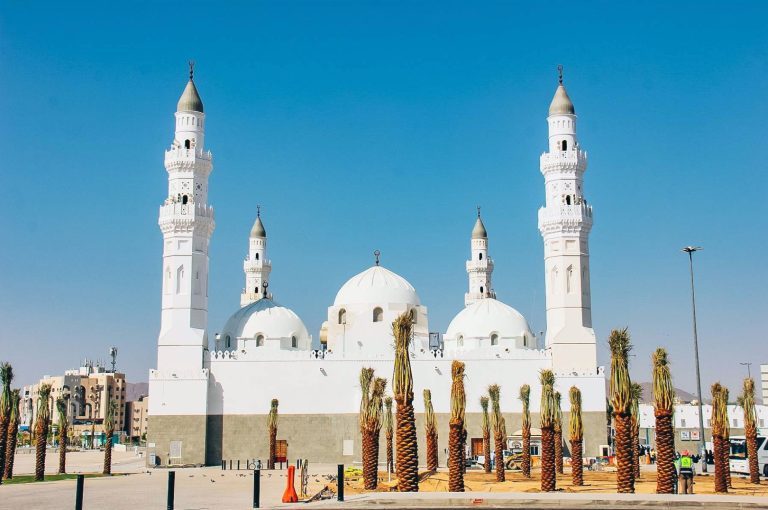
147 415 207 466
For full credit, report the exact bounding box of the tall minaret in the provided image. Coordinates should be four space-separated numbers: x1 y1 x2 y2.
156 63 215 372
241 207 272 306
465 208 496 306
538 66 597 374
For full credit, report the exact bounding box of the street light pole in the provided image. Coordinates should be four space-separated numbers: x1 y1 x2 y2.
683 246 706 472
740 362 752 379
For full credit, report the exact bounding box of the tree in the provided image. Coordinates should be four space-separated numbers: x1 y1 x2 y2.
423 389 438 473
480 396 491 474
35 384 52 481
103 399 117 475
651 348 676 494
0 363 13 485
554 391 563 475
519 384 532 478
630 383 642 481
448 361 466 491
383 397 394 474
540 370 557 491
392 312 418 492
3 389 20 480
569 386 584 486
488 384 506 482
739 378 759 484
359 370 386 490
268 399 279 470
711 383 728 493
609 328 634 493
56 398 68 474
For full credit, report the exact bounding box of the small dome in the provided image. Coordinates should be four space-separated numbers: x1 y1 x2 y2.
221 298 309 346
445 298 532 343
472 216 488 239
177 79 204 113
250 216 266 238
548 84 575 116
334 265 420 306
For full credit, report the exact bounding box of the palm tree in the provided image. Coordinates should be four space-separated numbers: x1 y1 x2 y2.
722 386 732 489
569 386 584 486
359 369 386 490
384 396 394 474
739 378 759 484
56 397 68 474
520 384 532 478
449 361 466 491
35 384 52 481
651 348 676 494
4 389 20 480
423 389 438 473
609 328 634 493
392 311 418 492
488 384 506 482
480 396 491 474
0 363 13 485
630 383 642 481
554 391 563 475
540 369 556 492
711 382 728 493
268 399 279 470
103 399 117 475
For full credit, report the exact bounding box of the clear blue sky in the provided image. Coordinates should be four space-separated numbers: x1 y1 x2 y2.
1 2 766 399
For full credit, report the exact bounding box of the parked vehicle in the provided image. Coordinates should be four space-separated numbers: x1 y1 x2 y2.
729 435 768 477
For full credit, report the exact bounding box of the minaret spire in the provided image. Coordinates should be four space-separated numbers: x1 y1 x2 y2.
557 64 563 85
189 60 195 81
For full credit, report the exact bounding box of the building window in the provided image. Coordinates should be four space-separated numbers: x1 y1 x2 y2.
565 195 571 205
255 253 259 260
760 419 765 428
184 139 191 149
338 309 346 325
490 334 498 346
373 307 383 322
291 336 298 348
733 419 739 428
256 335 264 347
182 194 189 205
681 419 686 428
561 140 568 151
410 308 417 323
457 335 464 347
479 253 483 260
480 286 484 294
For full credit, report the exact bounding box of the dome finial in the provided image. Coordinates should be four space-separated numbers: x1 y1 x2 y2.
374 249 381 266
189 60 195 81
557 64 563 85
257 204 261 218
477 205 481 218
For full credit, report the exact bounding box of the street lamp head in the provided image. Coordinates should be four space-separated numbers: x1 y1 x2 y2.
682 246 703 253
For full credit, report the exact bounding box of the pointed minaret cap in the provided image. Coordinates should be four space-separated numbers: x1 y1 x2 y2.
177 61 204 113
548 65 575 115
250 207 266 238
472 208 488 239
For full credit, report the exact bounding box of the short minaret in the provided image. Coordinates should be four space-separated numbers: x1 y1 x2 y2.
538 66 597 374
156 63 215 372
465 208 496 306
241 207 272 306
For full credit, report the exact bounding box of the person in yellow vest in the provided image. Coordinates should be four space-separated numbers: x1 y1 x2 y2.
679 449 695 494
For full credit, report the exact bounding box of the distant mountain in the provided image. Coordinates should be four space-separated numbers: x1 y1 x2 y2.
604 380 704 404
125 382 149 402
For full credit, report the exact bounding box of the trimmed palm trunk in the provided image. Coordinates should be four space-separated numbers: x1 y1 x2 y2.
539 370 556 492
488 384 506 482
34 384 52 481
554 391 563 475
392 312 418 492
423 389 438 473
0 363 13 485
740 378 760 484
103 400 116 475
360 370 386 490
480 396 491 474
609 328 634 493
448 361 466 491
4 389 20 479
630 383 642 481
384 397 394 474
56 398 68 474
652 348 676 494
519 384 532 478
711 383 728 493
569 386 584 486
722 387 732 489
268 399 279 470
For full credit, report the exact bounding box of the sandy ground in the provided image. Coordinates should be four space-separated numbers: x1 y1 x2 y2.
8 447 146 475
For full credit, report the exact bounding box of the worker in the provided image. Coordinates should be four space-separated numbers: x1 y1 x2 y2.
679 449 695 494
672 453 681 494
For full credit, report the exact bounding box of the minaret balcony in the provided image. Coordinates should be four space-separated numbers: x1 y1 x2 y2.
243 259 271 271
159 202 214 219
466 259 494 272
538 204 593 232
540 150 587 173
164 147 213 173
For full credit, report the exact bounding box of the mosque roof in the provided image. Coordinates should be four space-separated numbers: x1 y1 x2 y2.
548 84 575 116
334 265 420 306
177 79 204 113
445 298 532 342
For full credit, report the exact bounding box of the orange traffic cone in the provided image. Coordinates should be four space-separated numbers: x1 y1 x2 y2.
282 465 299 503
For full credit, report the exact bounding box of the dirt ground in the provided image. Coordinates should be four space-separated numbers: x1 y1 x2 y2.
341 467 768 497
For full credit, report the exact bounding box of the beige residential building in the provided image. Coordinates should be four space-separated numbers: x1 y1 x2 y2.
125 396 149 442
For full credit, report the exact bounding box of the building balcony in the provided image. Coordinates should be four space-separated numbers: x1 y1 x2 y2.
465 259 494 271
540 150 587 173
538 204 594 232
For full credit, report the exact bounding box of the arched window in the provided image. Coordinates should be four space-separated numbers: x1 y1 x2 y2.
338 309 346 325
256 335 264 347
225 335 231 349
550 266 559 295
255 253 259 260
291 336 298 348
184 139 191 149
457 335 464 347
565 195 571 205
410 308 417 323
373 307 384 322
479 253 483 260
182 194 189 205
566 265 574 293
562 140 567 151
523 336 528 347
480 286 484 294
491 333 499 346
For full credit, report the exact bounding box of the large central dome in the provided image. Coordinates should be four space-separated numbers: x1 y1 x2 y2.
334 265 420 306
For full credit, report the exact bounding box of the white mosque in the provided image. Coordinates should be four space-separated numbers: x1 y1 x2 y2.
148 67 607 467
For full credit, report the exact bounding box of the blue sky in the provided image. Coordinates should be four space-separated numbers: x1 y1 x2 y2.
1 2 766 398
